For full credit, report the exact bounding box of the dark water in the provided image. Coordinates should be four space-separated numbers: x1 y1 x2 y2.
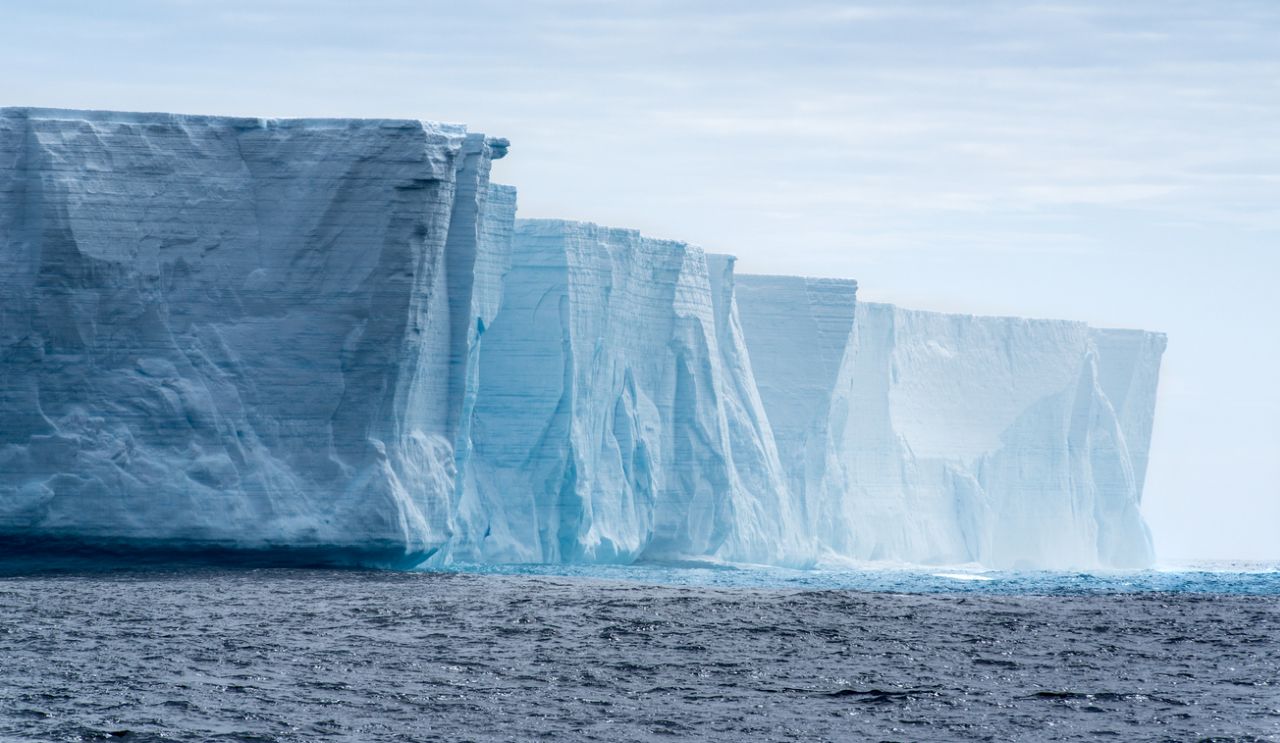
444 560 1280 595
1 569 1278 742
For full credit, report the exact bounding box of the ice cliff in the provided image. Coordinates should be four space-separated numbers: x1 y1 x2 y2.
0 107 507 565
733 274 861 555
447 222 803 564
0 107 1167 569
735 287 1166 569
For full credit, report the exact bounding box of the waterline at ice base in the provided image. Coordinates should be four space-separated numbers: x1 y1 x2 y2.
0 108 1166 571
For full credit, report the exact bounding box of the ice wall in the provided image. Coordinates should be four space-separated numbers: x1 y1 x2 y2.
450 182 517 548
735 290 1166 569
734 274 860 552
705 255 806 564
0 106 1167 570
1085 327 1167 566
451 221 804 564
0 107 504 565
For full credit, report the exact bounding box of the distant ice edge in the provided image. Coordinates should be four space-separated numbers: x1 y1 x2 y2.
0 108 1166 570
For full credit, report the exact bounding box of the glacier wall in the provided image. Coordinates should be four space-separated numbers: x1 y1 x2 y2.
0 107 506 564
449 182 517 553
0 107 1167 569
735 288 1167 569
447 221 805 565
733 273 861 554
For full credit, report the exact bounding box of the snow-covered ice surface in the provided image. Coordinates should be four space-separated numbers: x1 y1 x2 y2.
0 107 1168 571
0 107 505 565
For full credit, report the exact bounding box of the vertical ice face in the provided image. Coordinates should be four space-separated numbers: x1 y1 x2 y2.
705 256 808 564
449 182 517 556
734 274 860 553
0 108 500 564
1085 328 1167 566
0 106 1168 570
1089 328 1166 502
444 136 511 442
735 289 1166 569
454 222 803 564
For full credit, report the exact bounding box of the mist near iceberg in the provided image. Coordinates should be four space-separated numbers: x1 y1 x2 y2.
0 107 1165 570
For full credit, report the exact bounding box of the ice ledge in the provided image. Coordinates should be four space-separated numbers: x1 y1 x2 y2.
861 300 1166 336
738 272 859 293
2 106 471 134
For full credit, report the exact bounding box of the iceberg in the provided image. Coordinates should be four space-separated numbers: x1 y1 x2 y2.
0 107 1167 570
733 273 861 555
446 221 804 564
735 288 1167 569
0 107 506 565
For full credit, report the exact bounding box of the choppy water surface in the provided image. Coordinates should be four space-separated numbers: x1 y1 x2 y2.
1 566 1278 742
447 559 1280 595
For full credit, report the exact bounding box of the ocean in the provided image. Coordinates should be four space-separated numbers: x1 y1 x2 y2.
1 563 1277 742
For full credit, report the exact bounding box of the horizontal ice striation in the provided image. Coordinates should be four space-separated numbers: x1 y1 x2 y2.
705 255 806 564
0 106 1168 570
1085 327 1167 566
449 221 805 564
734 274 860 553
449 182 517 551
0 107 506 565
736 288 1167 569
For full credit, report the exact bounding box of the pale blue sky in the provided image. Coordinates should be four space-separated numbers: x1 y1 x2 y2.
2 0 1276 559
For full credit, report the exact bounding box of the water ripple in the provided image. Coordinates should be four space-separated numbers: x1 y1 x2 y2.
0 569 1276 742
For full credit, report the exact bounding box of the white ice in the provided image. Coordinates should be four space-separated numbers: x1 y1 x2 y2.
0 107 1167 570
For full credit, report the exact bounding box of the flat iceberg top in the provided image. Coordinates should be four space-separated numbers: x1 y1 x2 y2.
737 272 859 293
514 218 697 254
2 105 471 139
861 301 1166 339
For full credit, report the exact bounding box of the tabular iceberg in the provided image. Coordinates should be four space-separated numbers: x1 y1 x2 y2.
446 221 804 565
0 107 506 565
735 287 1167 569
0 107 1168 570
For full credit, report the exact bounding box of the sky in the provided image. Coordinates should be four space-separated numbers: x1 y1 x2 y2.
1 0 1276 560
